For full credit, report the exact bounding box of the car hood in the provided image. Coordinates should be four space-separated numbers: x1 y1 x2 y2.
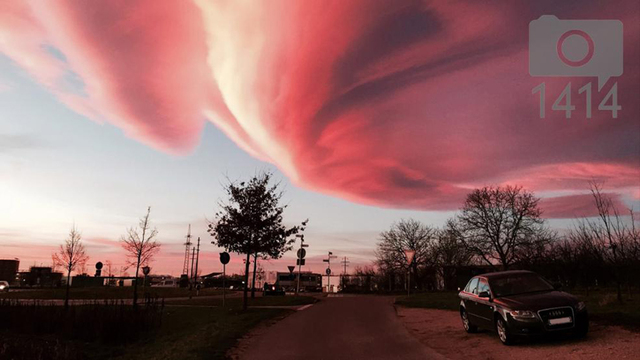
495 291 578 311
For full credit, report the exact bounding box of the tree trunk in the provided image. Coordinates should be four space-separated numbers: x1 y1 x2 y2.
243 252 251 310
251 252 258 299
133 256 140 308
64 268 71 309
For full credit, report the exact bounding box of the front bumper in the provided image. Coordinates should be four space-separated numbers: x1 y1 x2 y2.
506 310 588 337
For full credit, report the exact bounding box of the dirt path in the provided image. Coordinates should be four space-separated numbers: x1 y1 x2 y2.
397 307 640 360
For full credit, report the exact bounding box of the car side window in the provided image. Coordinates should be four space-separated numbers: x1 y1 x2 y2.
466 277 479 294
477 279 490 295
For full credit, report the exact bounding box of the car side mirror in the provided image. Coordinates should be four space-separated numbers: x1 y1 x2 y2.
478 291 491 298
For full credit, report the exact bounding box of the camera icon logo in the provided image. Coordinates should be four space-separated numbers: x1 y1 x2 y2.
529 15 623 90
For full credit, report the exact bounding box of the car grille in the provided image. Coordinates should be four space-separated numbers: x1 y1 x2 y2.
538 306 575 330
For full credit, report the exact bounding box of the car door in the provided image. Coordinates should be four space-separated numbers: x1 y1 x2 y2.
474 278 494 328
462 277 480 321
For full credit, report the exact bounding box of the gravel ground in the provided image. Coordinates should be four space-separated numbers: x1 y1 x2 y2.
397 307 640 360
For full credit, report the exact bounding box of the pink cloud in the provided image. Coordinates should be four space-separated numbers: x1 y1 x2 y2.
1 1 638 217
539 193 628 219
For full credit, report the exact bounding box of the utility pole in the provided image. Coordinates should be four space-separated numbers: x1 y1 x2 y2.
194 237 201 285
190 247 196 286
341 256 349 290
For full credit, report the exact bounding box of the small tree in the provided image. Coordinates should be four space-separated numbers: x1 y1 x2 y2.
457 185 544 270
121 206 160 307
53 226 89 308
209 172 306 310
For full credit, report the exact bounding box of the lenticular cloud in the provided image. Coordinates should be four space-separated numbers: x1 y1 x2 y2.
1 1 638 215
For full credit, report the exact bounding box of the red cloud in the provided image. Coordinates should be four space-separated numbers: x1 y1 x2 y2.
1 1 638 217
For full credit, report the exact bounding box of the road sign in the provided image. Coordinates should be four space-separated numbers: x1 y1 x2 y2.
95 262 103 270
404 250 416 265
296 259 306 266
322 259 329 262
142 266 151 275
326 268 331 275
297 248 306 259
220 252 230 265
301 244 309 248
288 265 295 274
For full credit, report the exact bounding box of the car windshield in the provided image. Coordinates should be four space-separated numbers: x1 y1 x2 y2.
489 273 554 297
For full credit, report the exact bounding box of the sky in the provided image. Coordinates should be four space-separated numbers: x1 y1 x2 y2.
1 1 639 277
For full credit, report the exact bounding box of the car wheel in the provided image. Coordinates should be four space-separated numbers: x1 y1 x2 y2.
496 317 514 345
460 309 477 333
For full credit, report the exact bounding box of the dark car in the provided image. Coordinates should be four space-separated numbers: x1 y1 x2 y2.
459 270 588 345
263 283 286 296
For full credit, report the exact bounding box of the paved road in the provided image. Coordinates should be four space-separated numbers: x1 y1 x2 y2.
238 295 444 360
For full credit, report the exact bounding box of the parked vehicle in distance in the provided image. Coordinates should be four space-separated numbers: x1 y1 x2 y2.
0 281 9 292
275 272 322 292
459 270 588 345
263 283 285 296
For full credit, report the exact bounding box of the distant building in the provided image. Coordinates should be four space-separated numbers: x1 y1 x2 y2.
18 266 63 287
0 259 20 285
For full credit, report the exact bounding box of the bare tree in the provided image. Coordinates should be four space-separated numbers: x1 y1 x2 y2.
53 226 89 308
105 260 113 277
121 206 160 307
78 259 88 275
433 219 475 289
375 219 437 290
457 185 544 270
568 181 639 302
50 254 59 272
